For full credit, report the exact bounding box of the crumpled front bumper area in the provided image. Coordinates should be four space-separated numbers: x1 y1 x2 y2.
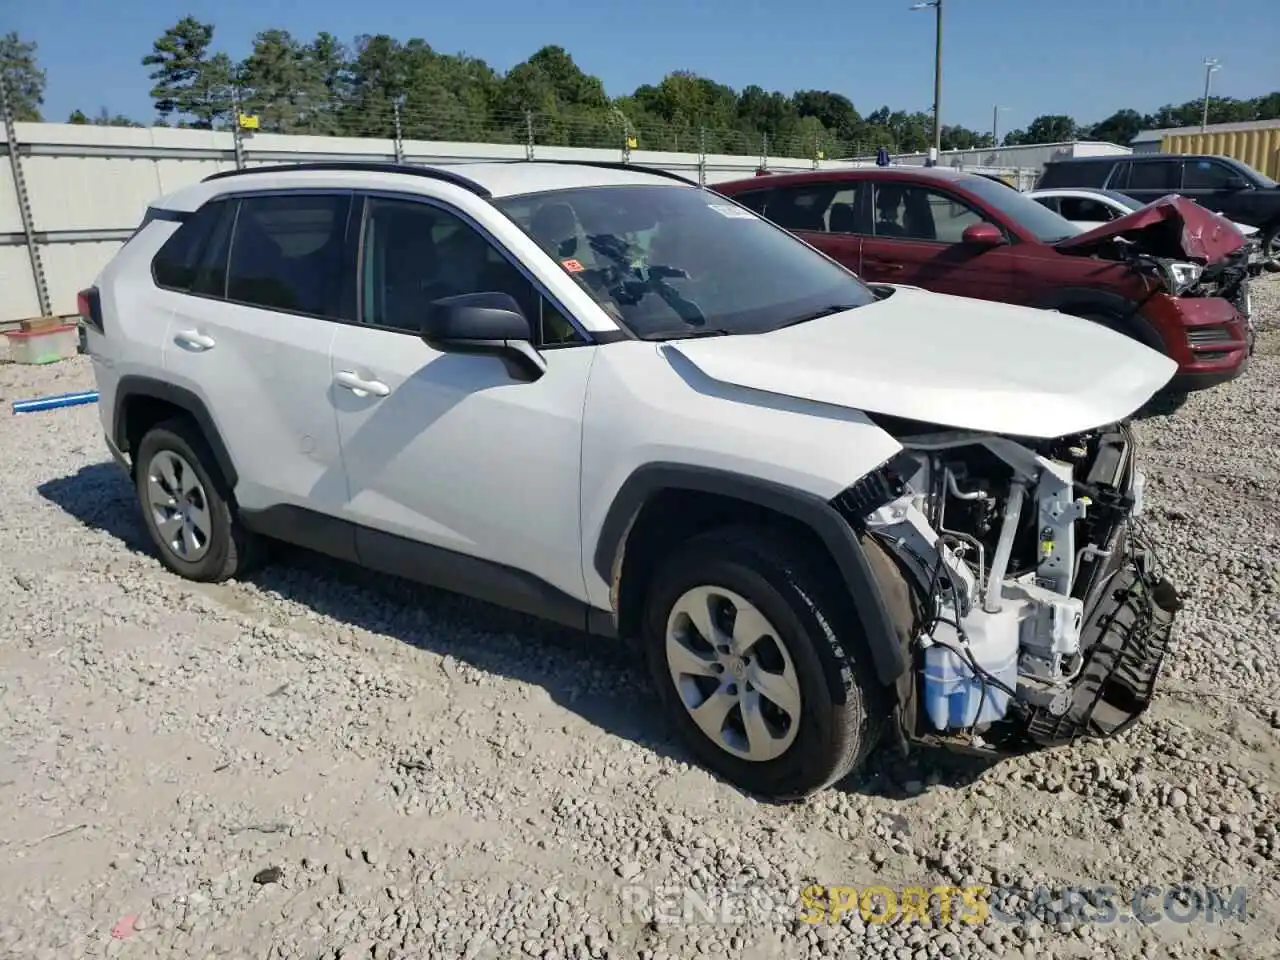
1023 544 1182 748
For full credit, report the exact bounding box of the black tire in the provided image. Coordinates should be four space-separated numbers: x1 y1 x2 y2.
1072 310 1150 347
133 417 260 582
1262 223 1280 274
641 524 886 799
1069 310 1191 409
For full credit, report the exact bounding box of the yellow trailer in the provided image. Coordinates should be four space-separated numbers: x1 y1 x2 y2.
1161 126 1280 179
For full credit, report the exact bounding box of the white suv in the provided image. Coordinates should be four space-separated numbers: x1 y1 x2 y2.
81 160 1183 798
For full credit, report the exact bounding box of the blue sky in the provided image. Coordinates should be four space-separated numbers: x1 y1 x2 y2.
13 0 1278 132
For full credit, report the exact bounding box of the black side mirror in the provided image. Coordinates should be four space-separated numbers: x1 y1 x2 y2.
1223 175 1250 191
421 292 546 381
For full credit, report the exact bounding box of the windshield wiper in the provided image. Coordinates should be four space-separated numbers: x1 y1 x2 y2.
640 328 734 341
776 304 860 329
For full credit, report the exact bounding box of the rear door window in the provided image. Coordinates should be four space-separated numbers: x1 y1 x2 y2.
729 190 773 215
1125 160 1181 191
225 194 351 318
726 184 865 234
1058 197 1117 222
1040 161 1113 188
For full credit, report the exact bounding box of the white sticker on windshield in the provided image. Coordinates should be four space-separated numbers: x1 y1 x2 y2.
707 203 758 219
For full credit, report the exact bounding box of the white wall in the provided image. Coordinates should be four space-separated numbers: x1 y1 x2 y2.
2 122 863 323
854 140 1130 176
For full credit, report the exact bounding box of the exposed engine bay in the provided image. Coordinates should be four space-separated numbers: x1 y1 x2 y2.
837 419 1182 754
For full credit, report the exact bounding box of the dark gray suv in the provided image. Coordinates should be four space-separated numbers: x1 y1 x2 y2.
1037 154 1280 268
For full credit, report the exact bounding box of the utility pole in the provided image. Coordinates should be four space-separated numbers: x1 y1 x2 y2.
991 104 1008 149
1201 58 1221 132
911 0 943 161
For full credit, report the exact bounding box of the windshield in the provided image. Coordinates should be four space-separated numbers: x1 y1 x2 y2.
961 175 1082 243
1243 167 1277 188
1098 189 1142 211
494 184 877 339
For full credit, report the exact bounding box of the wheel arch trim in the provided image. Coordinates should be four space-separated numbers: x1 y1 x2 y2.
594 462 909 686
1033 287 1167 353
113 375 239 489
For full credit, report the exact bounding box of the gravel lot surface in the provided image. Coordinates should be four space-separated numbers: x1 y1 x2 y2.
1 281 1278 960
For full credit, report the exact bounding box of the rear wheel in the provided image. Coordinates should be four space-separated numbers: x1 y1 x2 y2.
641 525 885 798
134 418 260 582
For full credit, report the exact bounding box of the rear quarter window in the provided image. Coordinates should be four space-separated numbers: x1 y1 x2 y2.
1037 161 1114 189
151 200 234 293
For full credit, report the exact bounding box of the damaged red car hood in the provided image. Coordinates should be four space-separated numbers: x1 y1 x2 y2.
1054 194 1246 263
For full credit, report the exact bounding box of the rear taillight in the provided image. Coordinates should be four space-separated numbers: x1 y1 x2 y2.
77 286 103 334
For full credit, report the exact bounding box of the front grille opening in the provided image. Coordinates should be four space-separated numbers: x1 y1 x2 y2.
1187 326 1234 347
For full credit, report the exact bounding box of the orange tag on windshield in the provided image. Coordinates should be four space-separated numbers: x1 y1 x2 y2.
561 259 585 273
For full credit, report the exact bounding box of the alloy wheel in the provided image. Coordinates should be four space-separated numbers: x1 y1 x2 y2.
146 450 212 563
664 585 802 762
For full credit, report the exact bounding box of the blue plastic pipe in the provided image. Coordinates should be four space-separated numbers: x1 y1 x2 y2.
11 390 100 414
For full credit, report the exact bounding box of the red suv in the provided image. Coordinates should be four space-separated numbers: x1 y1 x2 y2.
714 167 1253 391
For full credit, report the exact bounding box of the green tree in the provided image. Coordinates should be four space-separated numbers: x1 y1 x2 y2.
939 125 992 151
0 31 46 121
340 34 407 137
300 32 351 135
1252 92 1280 120
143 17 234 128
735 84 799 148
792 90 861 142
123 22 1280 159
494 46 612 147
1085 108 1148 146
68 107 141 127
1004 114 1078 146
238 29 329 133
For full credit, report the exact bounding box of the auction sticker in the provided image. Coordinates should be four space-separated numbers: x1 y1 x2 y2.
707 203 758 219
561 258 585 272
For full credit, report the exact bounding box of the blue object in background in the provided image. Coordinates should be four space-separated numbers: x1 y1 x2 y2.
11 390 100 414
876 146 890 167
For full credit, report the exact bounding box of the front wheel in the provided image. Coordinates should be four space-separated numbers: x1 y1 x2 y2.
641 525 885 798
1262 224 1280 274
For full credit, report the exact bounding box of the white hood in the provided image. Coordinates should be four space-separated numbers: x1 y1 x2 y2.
665 286 1177 439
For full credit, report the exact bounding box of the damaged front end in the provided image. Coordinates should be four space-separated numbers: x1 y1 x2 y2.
833 419 1182 755
1056 193 1256 354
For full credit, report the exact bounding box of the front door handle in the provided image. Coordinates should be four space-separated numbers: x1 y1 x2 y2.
334 370 391 398
868 261 904 272
174 329 216 350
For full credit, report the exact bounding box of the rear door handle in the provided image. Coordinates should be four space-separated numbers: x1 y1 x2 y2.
334 370 391 398
868 261 904 272
174 329 216 350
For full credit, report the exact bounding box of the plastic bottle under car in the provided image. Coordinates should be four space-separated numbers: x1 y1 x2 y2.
922 615 1020 731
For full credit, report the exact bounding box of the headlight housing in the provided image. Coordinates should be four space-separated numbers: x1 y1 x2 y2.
1162 261 1203 294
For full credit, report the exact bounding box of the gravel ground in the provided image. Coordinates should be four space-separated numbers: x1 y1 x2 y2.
1 282 1278 960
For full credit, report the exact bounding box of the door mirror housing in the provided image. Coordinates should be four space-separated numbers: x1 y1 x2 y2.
421 292 547 382
1223 175 1250 191
961 222 1006 247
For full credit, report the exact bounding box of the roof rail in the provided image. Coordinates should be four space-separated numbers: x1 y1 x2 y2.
201 161 492 197
507 158 699 187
